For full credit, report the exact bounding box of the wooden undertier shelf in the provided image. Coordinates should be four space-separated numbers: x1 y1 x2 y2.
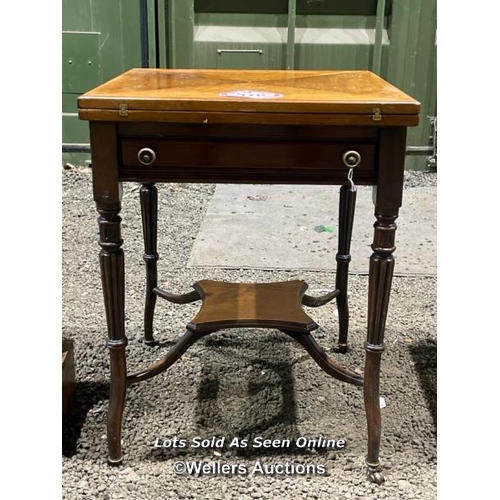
125 279 362 388
187 280 319 333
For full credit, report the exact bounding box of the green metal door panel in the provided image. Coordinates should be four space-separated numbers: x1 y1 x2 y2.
62 32 101 93
62 93 78 113
62 93 90 165
62 92 83 123
156 0 169 67
120 1 145 71
171 2 393 74
296 44 370 70
387 0 437 169
296 43 389 72
90 1 142 82
167 0 194 68
62 113 90 144
62 0 143 162
61 0 92 31
62 31 100 157
406 0 436 166
62 0 142 89
146 0 158 66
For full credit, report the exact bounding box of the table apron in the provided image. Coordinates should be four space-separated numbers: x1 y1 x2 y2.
119 138 377 185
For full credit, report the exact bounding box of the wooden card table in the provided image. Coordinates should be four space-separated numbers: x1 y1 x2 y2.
78 69 419 483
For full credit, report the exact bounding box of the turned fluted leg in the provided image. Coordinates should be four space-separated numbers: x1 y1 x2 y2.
140 184 159 345
98 205 127 465
335 183 357 353
364 213 398 484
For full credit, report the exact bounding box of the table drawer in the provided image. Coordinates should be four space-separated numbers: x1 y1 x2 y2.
119 138 377 184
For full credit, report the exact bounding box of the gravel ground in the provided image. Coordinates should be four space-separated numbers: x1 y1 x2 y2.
62 167 437 500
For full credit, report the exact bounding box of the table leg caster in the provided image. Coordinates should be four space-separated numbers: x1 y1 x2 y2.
108 456 123 466
367 463 385 485
338 342 349 354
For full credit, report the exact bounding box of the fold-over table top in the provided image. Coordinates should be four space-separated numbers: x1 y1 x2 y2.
78 69 420 126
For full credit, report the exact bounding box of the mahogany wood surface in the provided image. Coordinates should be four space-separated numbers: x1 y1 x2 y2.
116 121 380 185
117 122 380 139
188 280 318 333
119 136 377 185
140 184 158 345
335 184 357 353
121 138 376 171
90 121 128 465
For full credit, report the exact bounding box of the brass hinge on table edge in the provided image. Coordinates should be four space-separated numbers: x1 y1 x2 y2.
372 108 382 121
119 104 129 117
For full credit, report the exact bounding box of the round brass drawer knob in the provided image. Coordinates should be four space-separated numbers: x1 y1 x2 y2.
342 150 361 168
138 147 157 166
